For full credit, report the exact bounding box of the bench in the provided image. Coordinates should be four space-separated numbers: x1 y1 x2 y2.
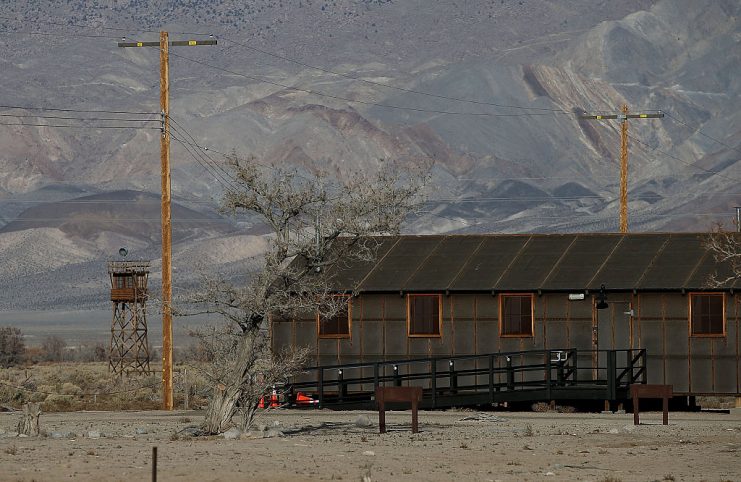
375 386 423 434
630 384 673 425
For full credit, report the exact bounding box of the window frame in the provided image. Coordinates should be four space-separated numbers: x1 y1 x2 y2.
406 294 443 338
688 292 726 337
499 293 535 338
316 294 352 339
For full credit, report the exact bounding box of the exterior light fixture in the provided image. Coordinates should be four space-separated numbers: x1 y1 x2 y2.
596 284 609 310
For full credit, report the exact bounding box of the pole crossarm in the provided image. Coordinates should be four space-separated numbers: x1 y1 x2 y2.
579 106 664 233
117 32 216 410
118 40 217 48
580 112 664 120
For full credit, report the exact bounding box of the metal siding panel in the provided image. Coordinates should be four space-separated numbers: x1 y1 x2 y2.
665 319 689 393
476 321 497 354
454 320 475 355
339 335 359 358
640 320 664 384
361 294 384 320
318 338 338 358
454 295 476 319
638 294 663 319
385 321 407 357
639 235 705 290
295 321 317 350
715 344 736 393
405 237 483 291
570 320 592 350
272 321 292 352
430 336 450 356
542 235 621 290
690 339 713 393
408 337 428 357
449 237 529 291
384 296 406 322
361 321 383 358
360 237 443 291
664 295 687 319
546 321 569 349
498 337 522 353
495 235 576 290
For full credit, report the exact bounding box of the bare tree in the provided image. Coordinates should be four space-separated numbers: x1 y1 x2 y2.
41 336 66 362
705 223 741 287
0 326 25 368
186 157 426 434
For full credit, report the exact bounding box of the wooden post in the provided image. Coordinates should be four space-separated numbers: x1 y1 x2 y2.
159 30 174 412
152 446 158 482
17 403 41 436
619 104 629 233
117 34 216 411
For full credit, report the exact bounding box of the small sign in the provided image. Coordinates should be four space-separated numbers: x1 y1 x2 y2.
568 293 585 301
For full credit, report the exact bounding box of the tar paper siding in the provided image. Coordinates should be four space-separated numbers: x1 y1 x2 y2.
272 292 741 396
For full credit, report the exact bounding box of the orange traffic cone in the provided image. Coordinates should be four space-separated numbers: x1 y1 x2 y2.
295 391 319 406
269 387 279 408
258 396 265 408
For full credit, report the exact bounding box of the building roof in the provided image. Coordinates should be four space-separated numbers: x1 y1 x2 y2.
326 233 737 293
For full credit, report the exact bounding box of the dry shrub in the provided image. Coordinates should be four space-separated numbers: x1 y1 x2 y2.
43 393 74 412
61 382 82 395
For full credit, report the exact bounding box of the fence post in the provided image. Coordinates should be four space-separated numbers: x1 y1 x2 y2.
318 368 324 406
641 349 647 384
373 363 379 391
431 360 437 409
546 351 552 401
488 355 495 403
607 350 617 401
449 360 458 395
571 348 578 386
338 369 346 402
506 356 514 390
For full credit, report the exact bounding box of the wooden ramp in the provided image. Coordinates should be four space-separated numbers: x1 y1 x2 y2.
286 349 647 410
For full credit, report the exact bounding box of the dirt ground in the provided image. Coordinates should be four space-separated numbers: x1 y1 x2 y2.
0 408 739 481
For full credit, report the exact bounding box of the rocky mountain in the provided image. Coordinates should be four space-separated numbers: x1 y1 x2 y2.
0 0 739 313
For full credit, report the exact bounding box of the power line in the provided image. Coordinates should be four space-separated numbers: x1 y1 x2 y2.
0 121 160 129
0 113 158 122
218 36 570 114
0 104 158 115
170 132 236 192
168 50 559 118
627 132 741 184
663 111 741 155
168 125 239 191
0 29 120 39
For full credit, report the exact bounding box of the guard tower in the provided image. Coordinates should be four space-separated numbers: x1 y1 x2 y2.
108 258 152 376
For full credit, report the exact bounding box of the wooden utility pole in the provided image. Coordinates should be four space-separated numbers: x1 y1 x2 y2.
580 105 663 233
119 32 216 410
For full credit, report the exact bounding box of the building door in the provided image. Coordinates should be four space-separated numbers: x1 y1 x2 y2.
592 295 634 379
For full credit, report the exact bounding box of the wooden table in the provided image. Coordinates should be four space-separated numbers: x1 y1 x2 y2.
375 386 423 434
630 384 673 425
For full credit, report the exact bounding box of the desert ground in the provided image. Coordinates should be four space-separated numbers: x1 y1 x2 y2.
0 408 739 481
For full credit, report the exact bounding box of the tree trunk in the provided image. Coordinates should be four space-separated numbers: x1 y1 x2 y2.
17 402 41 436
202 385 242 434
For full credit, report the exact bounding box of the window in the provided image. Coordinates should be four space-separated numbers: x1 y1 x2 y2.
407 294 442 337
690 293 725 336
317 295 351 338
114 275 133 289
500 294 534 337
